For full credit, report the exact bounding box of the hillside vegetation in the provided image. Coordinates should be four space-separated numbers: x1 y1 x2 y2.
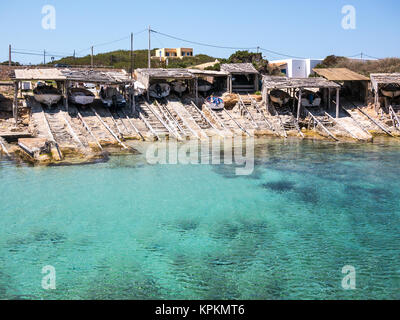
52 50 217 71
315 55 400 76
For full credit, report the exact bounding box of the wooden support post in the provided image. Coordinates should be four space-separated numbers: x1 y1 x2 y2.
228 75 232 94
195 77 198 105
297 89 302 121
375 87 380 115
265 89 270 113
336 88 340 119
13 81 18 124
328 88 331 111
65 81 69 112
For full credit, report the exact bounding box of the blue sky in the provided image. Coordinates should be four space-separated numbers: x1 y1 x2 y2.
0 0 399 64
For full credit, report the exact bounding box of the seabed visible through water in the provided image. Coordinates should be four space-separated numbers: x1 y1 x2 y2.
0 137 399 300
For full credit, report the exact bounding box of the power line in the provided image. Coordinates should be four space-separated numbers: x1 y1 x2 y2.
151 29 258 50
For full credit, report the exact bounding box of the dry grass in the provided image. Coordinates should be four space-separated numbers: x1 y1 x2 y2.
316 55 400 76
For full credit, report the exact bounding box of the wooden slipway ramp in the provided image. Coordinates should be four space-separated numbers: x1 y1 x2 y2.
28 97 88 160
165 99 214 139
342 100 394 137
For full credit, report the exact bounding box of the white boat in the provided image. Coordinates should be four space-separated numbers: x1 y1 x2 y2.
100 87 126 108
134 82 146 96
381 84 400 99
33 84 62 107
84 83 98 96
300 90 321 107
149 83 170 99
172 81 187 95
198 80 213 93
205 96 224 111
270 90 290 107
68 88 95 106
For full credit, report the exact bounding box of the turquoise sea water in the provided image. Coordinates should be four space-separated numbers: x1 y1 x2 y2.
0 138 399 300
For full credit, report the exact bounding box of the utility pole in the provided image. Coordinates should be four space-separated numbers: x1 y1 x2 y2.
44 50 46 65
148 25 151 69
91 46 94 68
360 52 363 61
131 32 134 78
9 45 11 67
73 50 76 61
257 46 260 54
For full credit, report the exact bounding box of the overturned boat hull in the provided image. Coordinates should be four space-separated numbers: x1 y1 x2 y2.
172 82 187 95
270 90 290 106
69 88 95 106
34 93 62 107
149 83 170 99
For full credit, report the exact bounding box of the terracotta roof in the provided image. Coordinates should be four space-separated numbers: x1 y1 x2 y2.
313 68 369 81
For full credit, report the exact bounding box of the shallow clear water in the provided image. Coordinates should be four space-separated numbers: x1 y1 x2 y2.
0 138 399 300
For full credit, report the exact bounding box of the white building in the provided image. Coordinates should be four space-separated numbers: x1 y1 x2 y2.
270 59 323 78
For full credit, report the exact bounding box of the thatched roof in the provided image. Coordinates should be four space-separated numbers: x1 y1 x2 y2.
135 68 195 79
313 68 369 81
61 69 130 83
262 76 341 89
13 69 66 81
370 73 400 91
12 68 130 84
221 63 259 74
187 69 229 77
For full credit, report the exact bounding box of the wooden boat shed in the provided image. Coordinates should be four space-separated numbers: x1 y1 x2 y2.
370 73 400 112
11 68 132 122
221 63 260 93
262 76 341 119
187 69 229 93
135 68 196 100
313 68 370 104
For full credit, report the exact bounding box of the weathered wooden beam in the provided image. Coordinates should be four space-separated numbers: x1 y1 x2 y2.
336 88 340 119
90 106 129 149
306 108 339 141
297 89 302 121
76 109 103 150
357 107 394 137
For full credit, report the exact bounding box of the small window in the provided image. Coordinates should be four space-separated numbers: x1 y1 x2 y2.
281 69 287 75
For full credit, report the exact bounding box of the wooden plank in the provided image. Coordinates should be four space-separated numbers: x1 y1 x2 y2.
41 107 63 160
76 109 103 151
145 101 182 140
237 94 258 129
203 104 230 133
324 112 360 140
119 109 146 141
168 102 201 140
389 105 400 131
357 107 394 137
61 112 84 148
342 107 373 137
0 137 10 156
305 108 339 141
90 106 129 149
247 94 275 132
138 111 160 140
223 109 251 136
